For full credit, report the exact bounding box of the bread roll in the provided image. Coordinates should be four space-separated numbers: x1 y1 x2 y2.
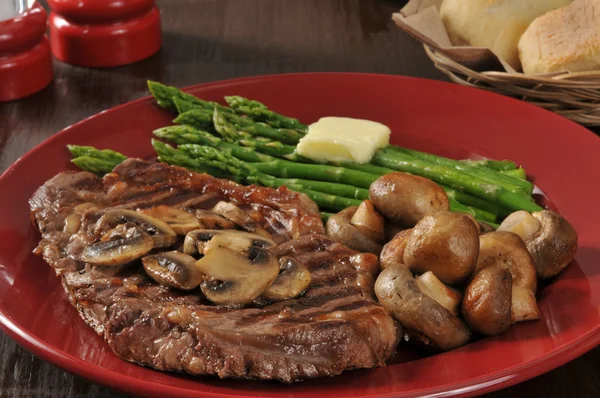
519 0 600 74
440 0 572 70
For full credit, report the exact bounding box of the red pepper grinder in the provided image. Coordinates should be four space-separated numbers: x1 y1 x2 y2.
47 0 162 68
0 2 53 101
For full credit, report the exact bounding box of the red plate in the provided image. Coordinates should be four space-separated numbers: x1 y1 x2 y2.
0 73 598 397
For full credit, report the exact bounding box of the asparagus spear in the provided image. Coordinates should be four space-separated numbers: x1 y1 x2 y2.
384 147 533 195
67 145 127 164
153 140 362 211
67 145 128 175
148 81 233 113
151 140 237 180
371 151 542 212
225 95 308 132
461 159 517 171
172 109 215 131
71 156 119 175
501 168 527 180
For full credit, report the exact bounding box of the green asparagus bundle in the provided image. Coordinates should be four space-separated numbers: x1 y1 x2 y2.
144 81 543 220
154 125 499 222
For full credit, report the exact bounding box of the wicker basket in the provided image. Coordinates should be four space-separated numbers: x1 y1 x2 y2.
424 45 600 126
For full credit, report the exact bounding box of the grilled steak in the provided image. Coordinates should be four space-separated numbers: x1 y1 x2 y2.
29 159 400 382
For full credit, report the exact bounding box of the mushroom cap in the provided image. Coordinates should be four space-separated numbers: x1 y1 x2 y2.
95 209 176 248
262 256 312 301
197 245 280 306
528 210 578 278
142 251 203 291
380 228 412 271
375 263 471 351
462 266 512 336
369 172 449 226
476 231 537 293
404 211 479 285
81 225 154 266
326 207 383 255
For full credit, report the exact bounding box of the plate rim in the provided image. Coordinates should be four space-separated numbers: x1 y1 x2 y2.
0 72 599 398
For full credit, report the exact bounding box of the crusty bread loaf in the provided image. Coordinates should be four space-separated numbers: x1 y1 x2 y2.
440 0 572 70
519 0 600 74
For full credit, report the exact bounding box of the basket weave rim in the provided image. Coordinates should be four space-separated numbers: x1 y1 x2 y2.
424 45 600 85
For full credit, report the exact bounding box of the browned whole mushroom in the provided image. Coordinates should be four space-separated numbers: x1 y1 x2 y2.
404 211 479 285
350 200 385 242
380 229 412 271
512 285 540 323
375 263 471 351
498 210 578 278
476 231 537 292
462 267 512 336
95 209 177 248
142 251 204 290
262 256 312 301
326 206 383 255
369 172 449 226
81 224 154 266
415 271 462 316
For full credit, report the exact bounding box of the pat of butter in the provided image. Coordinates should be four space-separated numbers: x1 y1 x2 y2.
296 117 390 164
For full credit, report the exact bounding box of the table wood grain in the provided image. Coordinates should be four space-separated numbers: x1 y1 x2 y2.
0 1 598 397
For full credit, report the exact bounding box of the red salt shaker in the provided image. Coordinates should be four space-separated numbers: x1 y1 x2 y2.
47 0 162 68
0 2 53 102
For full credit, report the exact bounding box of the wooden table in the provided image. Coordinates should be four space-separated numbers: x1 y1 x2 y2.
0 0 598 396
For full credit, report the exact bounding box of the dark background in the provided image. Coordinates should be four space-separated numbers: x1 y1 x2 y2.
0 1 598 397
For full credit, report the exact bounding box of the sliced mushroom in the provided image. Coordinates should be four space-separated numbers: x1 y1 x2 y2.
63 203 99 234
528 211 578 279
350 200 385 242
196 210 236 230
404 211 479 285
262 256 312 301
81 225 154 266
369 172 449 226
95 209 176 248
375 263 471 351
416 271 462 316
197 245 280 306
380 229 412 271
142 251 204 291
138 206 199 235
212 201 271 238
326 207 383 255
511 285 540 323
183 229 275 257
462 267 512 336
476 231 537 292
